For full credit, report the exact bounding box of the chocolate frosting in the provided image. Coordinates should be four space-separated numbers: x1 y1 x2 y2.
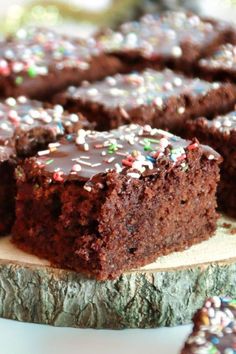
199 111 236 133
0 96 88 145
199 43 236 70
0 27 102 81
97 12 228 59
211 111 236 132
33 124 220 182
66 68 222 110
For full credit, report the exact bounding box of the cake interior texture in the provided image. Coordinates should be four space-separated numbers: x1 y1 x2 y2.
12 125 221 279
186 114 236 217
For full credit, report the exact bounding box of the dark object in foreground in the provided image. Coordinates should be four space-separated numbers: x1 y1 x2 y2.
181 296 236 354
55 68 236 133
0 146 16 235
186 112 236 217
12 124 221 280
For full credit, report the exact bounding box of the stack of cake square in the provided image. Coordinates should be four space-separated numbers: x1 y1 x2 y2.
0 11 235 280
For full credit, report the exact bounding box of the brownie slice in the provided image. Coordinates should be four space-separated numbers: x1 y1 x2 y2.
0 27 122 100
197 43 236 82
96 11 236 74
181 297 236 354
0 96 92 157
12 124 221 280
0 145 16 235
185 112 236 217
55 68 236 133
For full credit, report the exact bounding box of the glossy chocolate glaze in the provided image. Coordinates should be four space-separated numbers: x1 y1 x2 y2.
0 96 89 146
66 69 223 111
32 124 220 182
197 110 236 133
0 27 102 80
199 43 236 70
97 11 229 59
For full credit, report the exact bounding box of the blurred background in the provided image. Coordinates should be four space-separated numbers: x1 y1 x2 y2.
0 0 236 36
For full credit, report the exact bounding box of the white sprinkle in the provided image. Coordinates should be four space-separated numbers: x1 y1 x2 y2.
87 88 98 96
70 114 79 123
38 149 50 156
115 163 122 173
80 156 90 159
109 88 124 96
71 164 81 172
92 163 102 167
116 151 127 157
177 106 185 114
12 62 24 73
208 154 215 160
48 142 61 149
107 157 115 163
163 82 173 91
127 172 140 179
84 143 89 151
120 108 129 119
173 77 182 87
106 76 117 86
74 159 92 167
172 46 182 58
77 61 89 70
54 105 64 114
5 97 16 106
36 66 48 76
153 97 163 108
212 82 220 89
17 96 27 104
84 185 92 192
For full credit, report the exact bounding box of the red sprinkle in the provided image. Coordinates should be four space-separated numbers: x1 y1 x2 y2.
53 171 64 182
187 142 199 150
122 159 133 167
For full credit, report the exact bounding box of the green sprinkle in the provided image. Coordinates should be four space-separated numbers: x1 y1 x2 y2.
108 143 118 154
45 159 54 165
15 76 23 85
209 345 218 354
144 138 160 144
144 144 153 151
143 139 152 151
27 66 38 78
59 46 65 54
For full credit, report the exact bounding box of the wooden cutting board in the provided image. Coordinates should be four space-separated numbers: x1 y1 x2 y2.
0 215 236 329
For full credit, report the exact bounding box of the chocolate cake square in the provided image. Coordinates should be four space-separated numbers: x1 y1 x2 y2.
12 124 221 280
185 112 236 217
181 296 236 354
0 146 16 235
0 96 92 157
197 43 236 82
55 68 236 133
97 11 236 73
0 27 122 100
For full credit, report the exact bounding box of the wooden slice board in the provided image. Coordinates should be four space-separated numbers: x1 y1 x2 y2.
0 215 236 329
